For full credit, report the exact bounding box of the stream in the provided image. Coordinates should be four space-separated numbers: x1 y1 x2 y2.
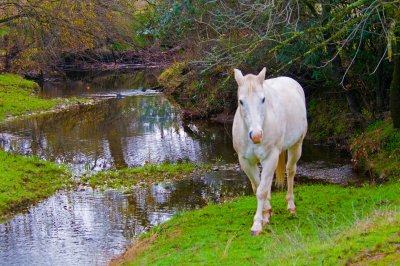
0 70 361 266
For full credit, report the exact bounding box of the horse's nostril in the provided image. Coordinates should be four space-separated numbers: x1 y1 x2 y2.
249 131 253 141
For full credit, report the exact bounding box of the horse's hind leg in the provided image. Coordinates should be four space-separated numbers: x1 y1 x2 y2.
286 141 303 213
238 156 260 193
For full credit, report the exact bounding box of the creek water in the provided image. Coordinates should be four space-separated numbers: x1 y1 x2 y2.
0 71 360 266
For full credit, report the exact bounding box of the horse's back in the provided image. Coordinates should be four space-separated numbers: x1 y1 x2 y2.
264 76 305 101
264 77 307 148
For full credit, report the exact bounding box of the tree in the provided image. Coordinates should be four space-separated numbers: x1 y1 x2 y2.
0 0 136 73
143 0 399 126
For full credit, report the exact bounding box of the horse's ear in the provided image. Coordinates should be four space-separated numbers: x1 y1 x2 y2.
257 67 266 83
234 69 244 86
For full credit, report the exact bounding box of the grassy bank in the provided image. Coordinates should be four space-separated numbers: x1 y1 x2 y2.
351 119 400 180
81 162 210 190
114 181 400 265
0 73 86 122
0 73 81 219
0 150 72 219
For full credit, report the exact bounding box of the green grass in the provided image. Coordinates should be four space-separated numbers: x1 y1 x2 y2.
0 150 72 219
81 162 210 190
0 73 85 122
117 181 400 265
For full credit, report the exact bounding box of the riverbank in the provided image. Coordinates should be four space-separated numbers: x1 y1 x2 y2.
351 119 400 180
0 74 74 219
0 73 97 123
113 180 400 265
0 150 72 220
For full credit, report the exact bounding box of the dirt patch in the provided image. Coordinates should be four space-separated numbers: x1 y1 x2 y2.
110 229 182 266
110 234 157 266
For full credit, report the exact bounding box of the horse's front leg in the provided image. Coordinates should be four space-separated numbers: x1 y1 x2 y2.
238 156 260 193
251 149 279 236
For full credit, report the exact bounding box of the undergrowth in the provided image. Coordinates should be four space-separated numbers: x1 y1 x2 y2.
351 119 400 179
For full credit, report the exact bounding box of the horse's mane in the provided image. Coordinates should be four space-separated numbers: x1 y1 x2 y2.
241 74 262 93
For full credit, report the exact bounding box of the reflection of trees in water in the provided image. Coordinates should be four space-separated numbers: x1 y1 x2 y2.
0 92 238 171
0 95 182 170
42 71 160 98
183 120 237 163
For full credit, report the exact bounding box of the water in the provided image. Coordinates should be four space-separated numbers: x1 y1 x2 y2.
0 171 251 266
0 71 235 174
0 70 360 266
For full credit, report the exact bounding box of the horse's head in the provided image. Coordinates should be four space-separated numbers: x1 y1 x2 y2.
234 68 267 144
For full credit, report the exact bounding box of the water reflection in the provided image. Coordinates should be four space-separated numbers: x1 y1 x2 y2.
0 95 236 173
39 71 160 98
0 171 251 266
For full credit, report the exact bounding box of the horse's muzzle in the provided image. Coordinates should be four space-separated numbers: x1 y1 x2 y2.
249 130 263 144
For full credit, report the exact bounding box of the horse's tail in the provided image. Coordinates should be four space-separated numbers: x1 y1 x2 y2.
275 151 286 187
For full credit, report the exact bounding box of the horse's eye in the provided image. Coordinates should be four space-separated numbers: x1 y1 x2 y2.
239 100 244 105
262 97 265 103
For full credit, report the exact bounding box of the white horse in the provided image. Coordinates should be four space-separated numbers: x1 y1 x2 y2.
232 68 307 236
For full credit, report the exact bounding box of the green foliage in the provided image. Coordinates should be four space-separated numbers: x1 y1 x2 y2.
142 0 198 45
0 150 71 219
81 162 209 190
122 181 400 265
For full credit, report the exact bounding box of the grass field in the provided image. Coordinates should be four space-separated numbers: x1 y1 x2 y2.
114 181 400 265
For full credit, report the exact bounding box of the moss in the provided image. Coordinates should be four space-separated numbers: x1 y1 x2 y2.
157 62 188 90
351 118 400 179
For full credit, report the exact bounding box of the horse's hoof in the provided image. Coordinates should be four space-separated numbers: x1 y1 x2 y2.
251 230 263 236
288 208 296 214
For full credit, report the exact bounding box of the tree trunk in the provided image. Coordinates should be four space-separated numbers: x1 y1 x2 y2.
390 40 400 128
